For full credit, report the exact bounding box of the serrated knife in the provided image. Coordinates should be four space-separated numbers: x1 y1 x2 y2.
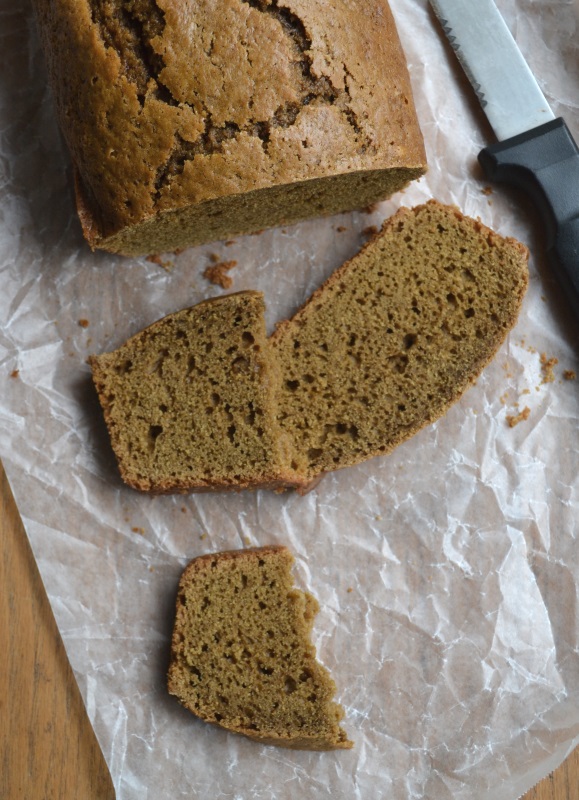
428 0 579 324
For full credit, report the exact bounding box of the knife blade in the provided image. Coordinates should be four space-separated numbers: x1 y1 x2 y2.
429 0 579 325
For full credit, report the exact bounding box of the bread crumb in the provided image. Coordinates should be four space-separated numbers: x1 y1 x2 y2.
9 369 19 379
181 506 187 513
146 253 173 270
363 202 380 214
362 225 379 237
203 260 238 289
481 186 493 196
132 526 145 535
199 532 207 540
347 587 353 593
225 240 237 246
540 353 558 384
78 318 89 328
563 369 576 381
336 225 347 232
501 360 514 379
506 407 531 427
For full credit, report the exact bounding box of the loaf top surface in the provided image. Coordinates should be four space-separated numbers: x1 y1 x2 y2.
32 0 426 239
167 545 353 749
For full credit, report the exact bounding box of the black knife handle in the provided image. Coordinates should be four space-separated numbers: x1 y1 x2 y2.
478 117 579 325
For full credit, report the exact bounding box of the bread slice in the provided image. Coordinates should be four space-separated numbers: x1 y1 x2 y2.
88 292 306 492
270 201 529 480
31 0 426 256
167 546 352 750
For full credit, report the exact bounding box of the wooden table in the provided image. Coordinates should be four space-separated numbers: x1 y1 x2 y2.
1 461 576 799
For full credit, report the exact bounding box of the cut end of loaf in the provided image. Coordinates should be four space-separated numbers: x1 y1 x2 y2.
81 168 425 257
167 546 353 750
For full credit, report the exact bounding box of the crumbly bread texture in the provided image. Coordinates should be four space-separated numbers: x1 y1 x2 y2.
89 292 306 492
90 202 528 492
270 200 529 479
167 546 352 750
31 0 426 256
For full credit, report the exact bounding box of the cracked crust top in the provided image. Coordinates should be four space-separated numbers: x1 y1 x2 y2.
32 0 426 253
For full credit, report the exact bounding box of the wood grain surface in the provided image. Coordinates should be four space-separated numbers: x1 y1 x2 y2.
0 461 576 800
0 462 115 800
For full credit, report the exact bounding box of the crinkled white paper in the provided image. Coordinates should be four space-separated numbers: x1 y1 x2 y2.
1 1 578 798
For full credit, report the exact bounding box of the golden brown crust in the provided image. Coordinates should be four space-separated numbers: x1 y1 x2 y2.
115 472 308 494
31 0 426 255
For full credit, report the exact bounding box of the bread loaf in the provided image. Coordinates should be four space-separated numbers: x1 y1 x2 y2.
167 545 353 749
90 202 528 492
31 0 426 256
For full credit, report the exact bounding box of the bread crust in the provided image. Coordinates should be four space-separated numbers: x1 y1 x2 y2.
31 0 426 255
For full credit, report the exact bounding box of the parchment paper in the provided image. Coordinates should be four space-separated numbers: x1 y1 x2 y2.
1 1 578 798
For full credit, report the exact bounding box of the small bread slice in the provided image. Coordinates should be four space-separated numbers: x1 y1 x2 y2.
167 546 352 750
271 201 529 480
89 292 306 492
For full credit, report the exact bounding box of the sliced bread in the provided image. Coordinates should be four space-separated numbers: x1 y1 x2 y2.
89 291 306 492
167 545 352 750
90 202 528 491
271 201 529 479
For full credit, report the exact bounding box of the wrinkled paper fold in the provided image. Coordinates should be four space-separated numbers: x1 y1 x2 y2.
0 1 578 798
